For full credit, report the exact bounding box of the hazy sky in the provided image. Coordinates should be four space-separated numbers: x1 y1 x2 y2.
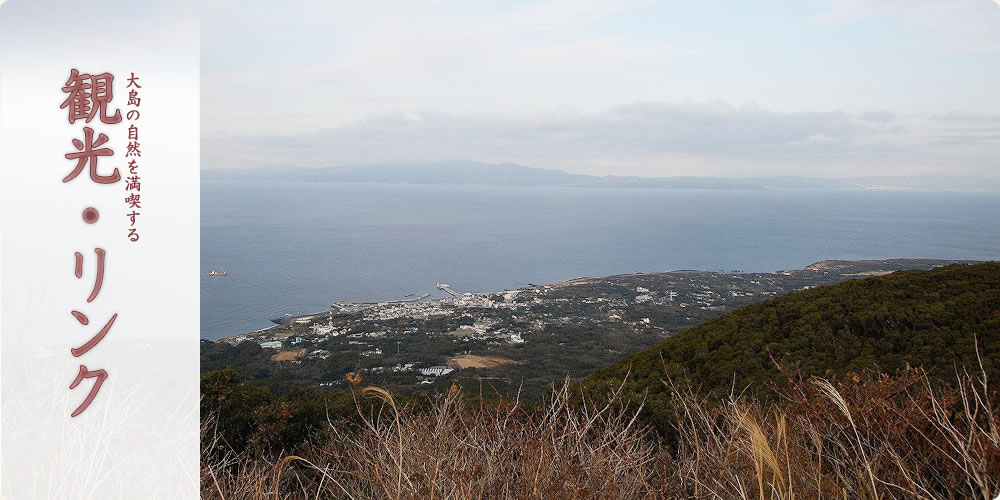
202 0 1000 177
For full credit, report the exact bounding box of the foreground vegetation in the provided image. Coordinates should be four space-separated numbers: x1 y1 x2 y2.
202 360 999 499
201 263 1000 498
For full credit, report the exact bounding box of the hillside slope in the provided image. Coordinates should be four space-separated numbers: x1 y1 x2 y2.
581 262 1000 408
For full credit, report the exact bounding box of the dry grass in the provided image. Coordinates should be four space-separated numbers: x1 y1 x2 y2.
203 360 1000 499
448 354 520 369
269 349 307 362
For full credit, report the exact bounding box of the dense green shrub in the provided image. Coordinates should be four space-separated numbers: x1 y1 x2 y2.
581 263 1000 413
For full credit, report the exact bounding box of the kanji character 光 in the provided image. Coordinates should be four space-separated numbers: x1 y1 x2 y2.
64 127 120 184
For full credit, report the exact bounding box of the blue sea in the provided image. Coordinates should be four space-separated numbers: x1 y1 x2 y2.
201 181 1000 339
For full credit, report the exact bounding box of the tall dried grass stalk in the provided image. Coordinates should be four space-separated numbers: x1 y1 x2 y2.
202 359 1000 499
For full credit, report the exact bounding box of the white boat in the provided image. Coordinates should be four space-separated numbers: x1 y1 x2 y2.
209 266 228 276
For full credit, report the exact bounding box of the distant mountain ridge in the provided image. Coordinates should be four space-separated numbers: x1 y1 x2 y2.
202 160 1000 192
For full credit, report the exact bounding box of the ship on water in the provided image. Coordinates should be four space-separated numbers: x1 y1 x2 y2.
208 266 228 276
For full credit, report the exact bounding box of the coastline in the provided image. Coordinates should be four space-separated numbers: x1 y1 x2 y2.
208 257 985 345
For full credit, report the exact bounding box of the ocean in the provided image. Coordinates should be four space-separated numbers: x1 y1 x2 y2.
201 181 1000 339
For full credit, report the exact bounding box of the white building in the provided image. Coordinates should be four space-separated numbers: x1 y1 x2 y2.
419 366 454 377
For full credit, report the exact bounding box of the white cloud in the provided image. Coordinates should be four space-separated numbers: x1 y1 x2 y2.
199 1 1000 178
203 101 1000 178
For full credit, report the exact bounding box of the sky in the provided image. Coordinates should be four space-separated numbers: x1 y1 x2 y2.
202 0 1000 178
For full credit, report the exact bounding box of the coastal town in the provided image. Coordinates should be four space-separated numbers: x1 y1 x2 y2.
201 258 978 397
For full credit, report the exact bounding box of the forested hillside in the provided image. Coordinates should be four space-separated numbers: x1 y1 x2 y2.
581 262 1000 410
